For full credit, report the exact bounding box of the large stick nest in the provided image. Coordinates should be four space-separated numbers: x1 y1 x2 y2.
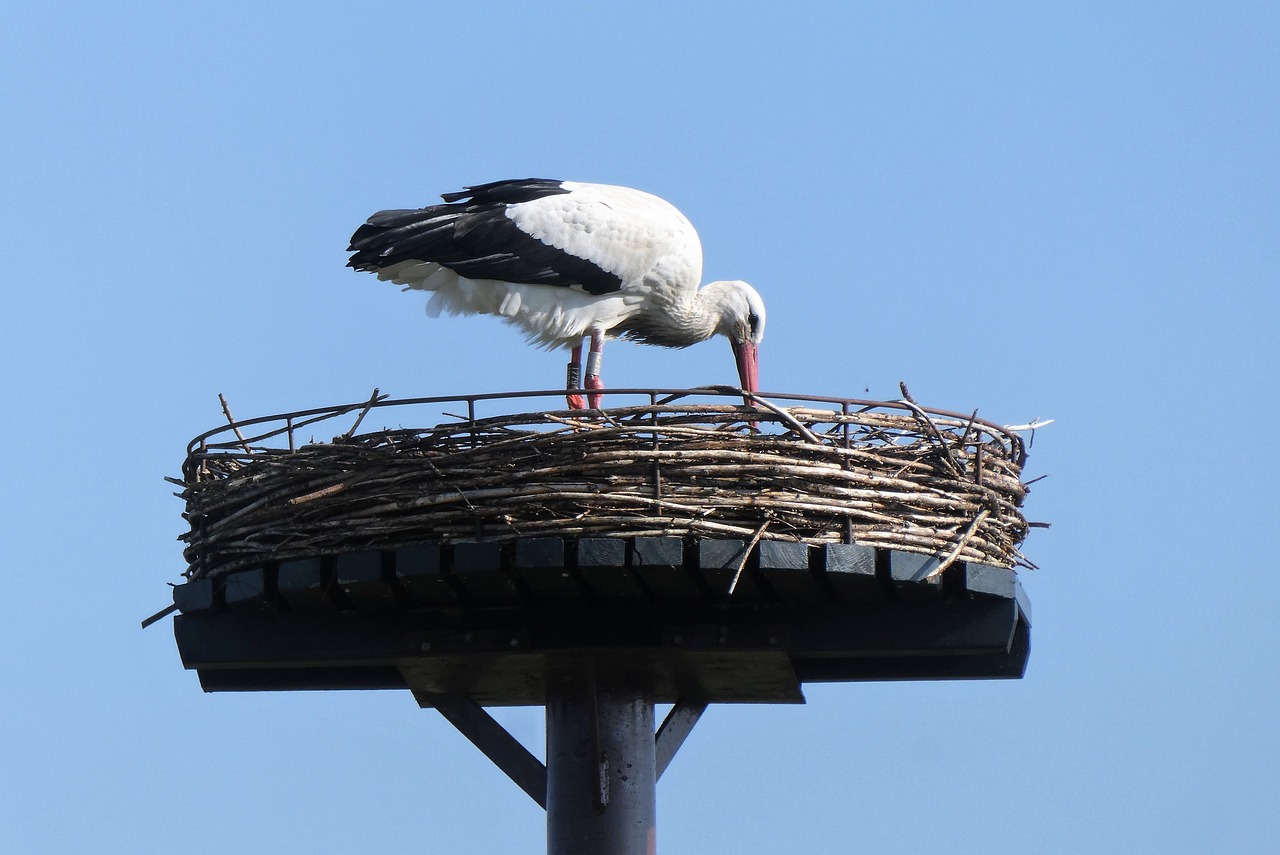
176 389 1037 580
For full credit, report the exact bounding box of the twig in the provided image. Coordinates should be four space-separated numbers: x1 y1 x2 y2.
728 518 772 595
1003 418 1055 432
959 409 979 450
140 602 179 629
342 387 384 439
218 393 253 455
289 483 346 505
897 384 964 479
924 509 990 580
742 392 823 444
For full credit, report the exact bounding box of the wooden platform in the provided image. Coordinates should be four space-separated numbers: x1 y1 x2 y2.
172 536 1031 704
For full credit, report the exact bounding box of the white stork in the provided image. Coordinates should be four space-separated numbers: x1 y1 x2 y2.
346 179 765 408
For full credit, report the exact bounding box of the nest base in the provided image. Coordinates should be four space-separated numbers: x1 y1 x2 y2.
178 389 1034 581
173 534 1031 699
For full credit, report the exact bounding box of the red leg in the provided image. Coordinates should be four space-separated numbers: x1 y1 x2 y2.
566 341 586 410
585 329 605 409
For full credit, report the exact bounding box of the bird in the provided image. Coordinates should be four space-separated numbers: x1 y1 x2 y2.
346 178 764 409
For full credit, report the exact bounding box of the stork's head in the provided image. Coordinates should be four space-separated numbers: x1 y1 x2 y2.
707 280 765 394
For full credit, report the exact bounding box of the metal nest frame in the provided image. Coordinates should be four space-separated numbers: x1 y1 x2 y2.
175 386 1037 581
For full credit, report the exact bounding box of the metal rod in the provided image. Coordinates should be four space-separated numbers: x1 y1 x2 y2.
546 660 656 855
649 391 662 510
186 386 1014 455
467 397 476 449
842 402 853 544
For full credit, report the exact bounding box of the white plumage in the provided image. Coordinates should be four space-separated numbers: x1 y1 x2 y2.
347 179 764 404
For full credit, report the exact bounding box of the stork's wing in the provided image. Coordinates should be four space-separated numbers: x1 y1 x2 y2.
347 179 624 296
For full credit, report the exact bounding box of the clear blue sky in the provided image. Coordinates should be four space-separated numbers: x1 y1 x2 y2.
3 2 1277 853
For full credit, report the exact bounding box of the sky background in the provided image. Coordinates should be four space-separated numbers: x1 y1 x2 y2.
3 2 1278 853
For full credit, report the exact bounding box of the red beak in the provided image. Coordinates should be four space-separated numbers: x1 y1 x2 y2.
732 339 759 395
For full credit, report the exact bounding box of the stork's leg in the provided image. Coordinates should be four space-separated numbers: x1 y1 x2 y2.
566 341 587 410
585 329 605 409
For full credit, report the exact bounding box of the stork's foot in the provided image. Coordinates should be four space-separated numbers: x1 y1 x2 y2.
566 392 588 410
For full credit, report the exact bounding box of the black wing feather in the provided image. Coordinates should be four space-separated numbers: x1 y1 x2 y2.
348 178 624 296
439 178 567 205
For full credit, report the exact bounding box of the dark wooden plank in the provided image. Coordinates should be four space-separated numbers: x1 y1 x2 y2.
176 611 426 667
821 544 882 602
197 666 406 692
514 537 583 603
401 649 803 706
963 562 1032 624
795 605 1030 681
786 600 1018 655
394 544 457 607
335 551 399 612
757 541 823 603
176 600 1018 669
795 650 1027 682
223 566 275 612
962 562 1016 598
577 538 646 602
630 537 701 602
172 578 216 615
578 537 624 566
696 538 764 600
175 596 1029 699
515 537 564 567
632 537 683 567
886 550 944 599
452 542 521 606
277 558 338 612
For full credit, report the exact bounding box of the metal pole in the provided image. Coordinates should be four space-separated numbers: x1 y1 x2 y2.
546 660 656 855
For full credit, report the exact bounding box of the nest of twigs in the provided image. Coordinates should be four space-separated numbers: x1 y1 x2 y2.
176 388 1038 580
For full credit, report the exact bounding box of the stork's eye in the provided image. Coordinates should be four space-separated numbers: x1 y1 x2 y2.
747 312 760 335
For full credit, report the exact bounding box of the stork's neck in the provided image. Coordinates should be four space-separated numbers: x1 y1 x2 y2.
667 284 728 345
619 280 734 348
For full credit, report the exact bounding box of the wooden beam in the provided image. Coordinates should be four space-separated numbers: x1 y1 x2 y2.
655 699 707 781
416 691 547 809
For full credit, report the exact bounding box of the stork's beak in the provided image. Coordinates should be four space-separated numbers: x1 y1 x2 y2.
731 339 759 396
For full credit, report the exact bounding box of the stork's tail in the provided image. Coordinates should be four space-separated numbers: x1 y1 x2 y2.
346 208 459 273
